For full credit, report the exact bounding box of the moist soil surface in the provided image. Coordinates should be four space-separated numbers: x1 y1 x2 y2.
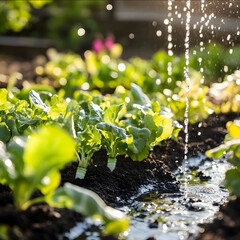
195 197 240 240
0 112 239 240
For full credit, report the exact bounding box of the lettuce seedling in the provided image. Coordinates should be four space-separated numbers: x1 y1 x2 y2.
97 104 127 171
126 126 151 161
0 125 128 234
0 125 75 210
75 103 103 178
76 126 102 179
97 122 127 171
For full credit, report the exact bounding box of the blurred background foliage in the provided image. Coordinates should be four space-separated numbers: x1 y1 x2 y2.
0 0 106 51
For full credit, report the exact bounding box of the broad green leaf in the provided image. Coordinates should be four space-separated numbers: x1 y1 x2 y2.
89 102 103 124
46 183 126 222
97 123 127 140
77 126 101 169
14 100 29 112
0 141 16 182
152 101 161 113
228 155 240 169
23 125 75 176
103 105 123 124
127 127 150 154
77 109 89 131
64 114 77 139
18 116 40 132
38 170 61 195
48 95 67 120
104 218 129 235
224 169 240 197
66 99 79 115
206 139 240 159
131 83 151 105
7 136 25 171
49 103 67 120
0 89 10 111
0 123 11 143
29 90 50 114
227 121 240 139
155 116 173 142
5 119 20 137
143 113 163 146
0 89 7 105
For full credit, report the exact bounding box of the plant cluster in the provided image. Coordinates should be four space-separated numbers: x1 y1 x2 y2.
1 41 240 237
208 70 240 114
0 0 105 50
36 42 240 124
0 80 182 236
0 89 132 235
1 81 181 173
0 0 51 33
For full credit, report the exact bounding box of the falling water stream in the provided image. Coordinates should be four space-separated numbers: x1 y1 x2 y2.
183 0 191 200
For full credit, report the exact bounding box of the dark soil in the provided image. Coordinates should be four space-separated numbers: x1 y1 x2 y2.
0 112 239 239
195 197 240 240
0 184 83 240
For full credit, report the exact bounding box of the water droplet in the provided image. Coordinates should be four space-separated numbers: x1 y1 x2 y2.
152 21 157 27
156 30 162 37
224 65 228 72
106 4 113 11
77 28 85 37
156 78 161 85
81 82 90 91
118 63 126 72
164 19 170 25
129 33 135 39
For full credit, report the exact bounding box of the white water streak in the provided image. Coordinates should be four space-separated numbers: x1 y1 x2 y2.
167 0 173 83
183 0 191 199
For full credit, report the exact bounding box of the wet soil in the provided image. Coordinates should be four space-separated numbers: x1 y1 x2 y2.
195 197 240 240
62 112 239 206
0 112 238 239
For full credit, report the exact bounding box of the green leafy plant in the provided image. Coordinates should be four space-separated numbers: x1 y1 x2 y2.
96 104 127 171
122 84 181 161
209 70 240 114
206 120 240 197
0 0 51 33
0 125 75 210
75 103 103 178
0 125 128 233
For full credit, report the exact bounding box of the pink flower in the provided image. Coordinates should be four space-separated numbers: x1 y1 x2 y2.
92 39 104 54
105 37 114 51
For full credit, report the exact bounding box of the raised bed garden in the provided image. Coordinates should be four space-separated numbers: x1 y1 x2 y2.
0 1 240 240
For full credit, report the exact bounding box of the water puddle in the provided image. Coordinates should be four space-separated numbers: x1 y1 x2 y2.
121 156 228 240
65 154 230 240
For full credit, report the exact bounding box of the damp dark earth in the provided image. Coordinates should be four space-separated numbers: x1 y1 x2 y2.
0 1 240 240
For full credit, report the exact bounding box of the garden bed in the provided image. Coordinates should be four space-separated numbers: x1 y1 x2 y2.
0 112 238 240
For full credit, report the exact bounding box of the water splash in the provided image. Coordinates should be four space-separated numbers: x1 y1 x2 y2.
167 0 173 84
183 0 191 199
